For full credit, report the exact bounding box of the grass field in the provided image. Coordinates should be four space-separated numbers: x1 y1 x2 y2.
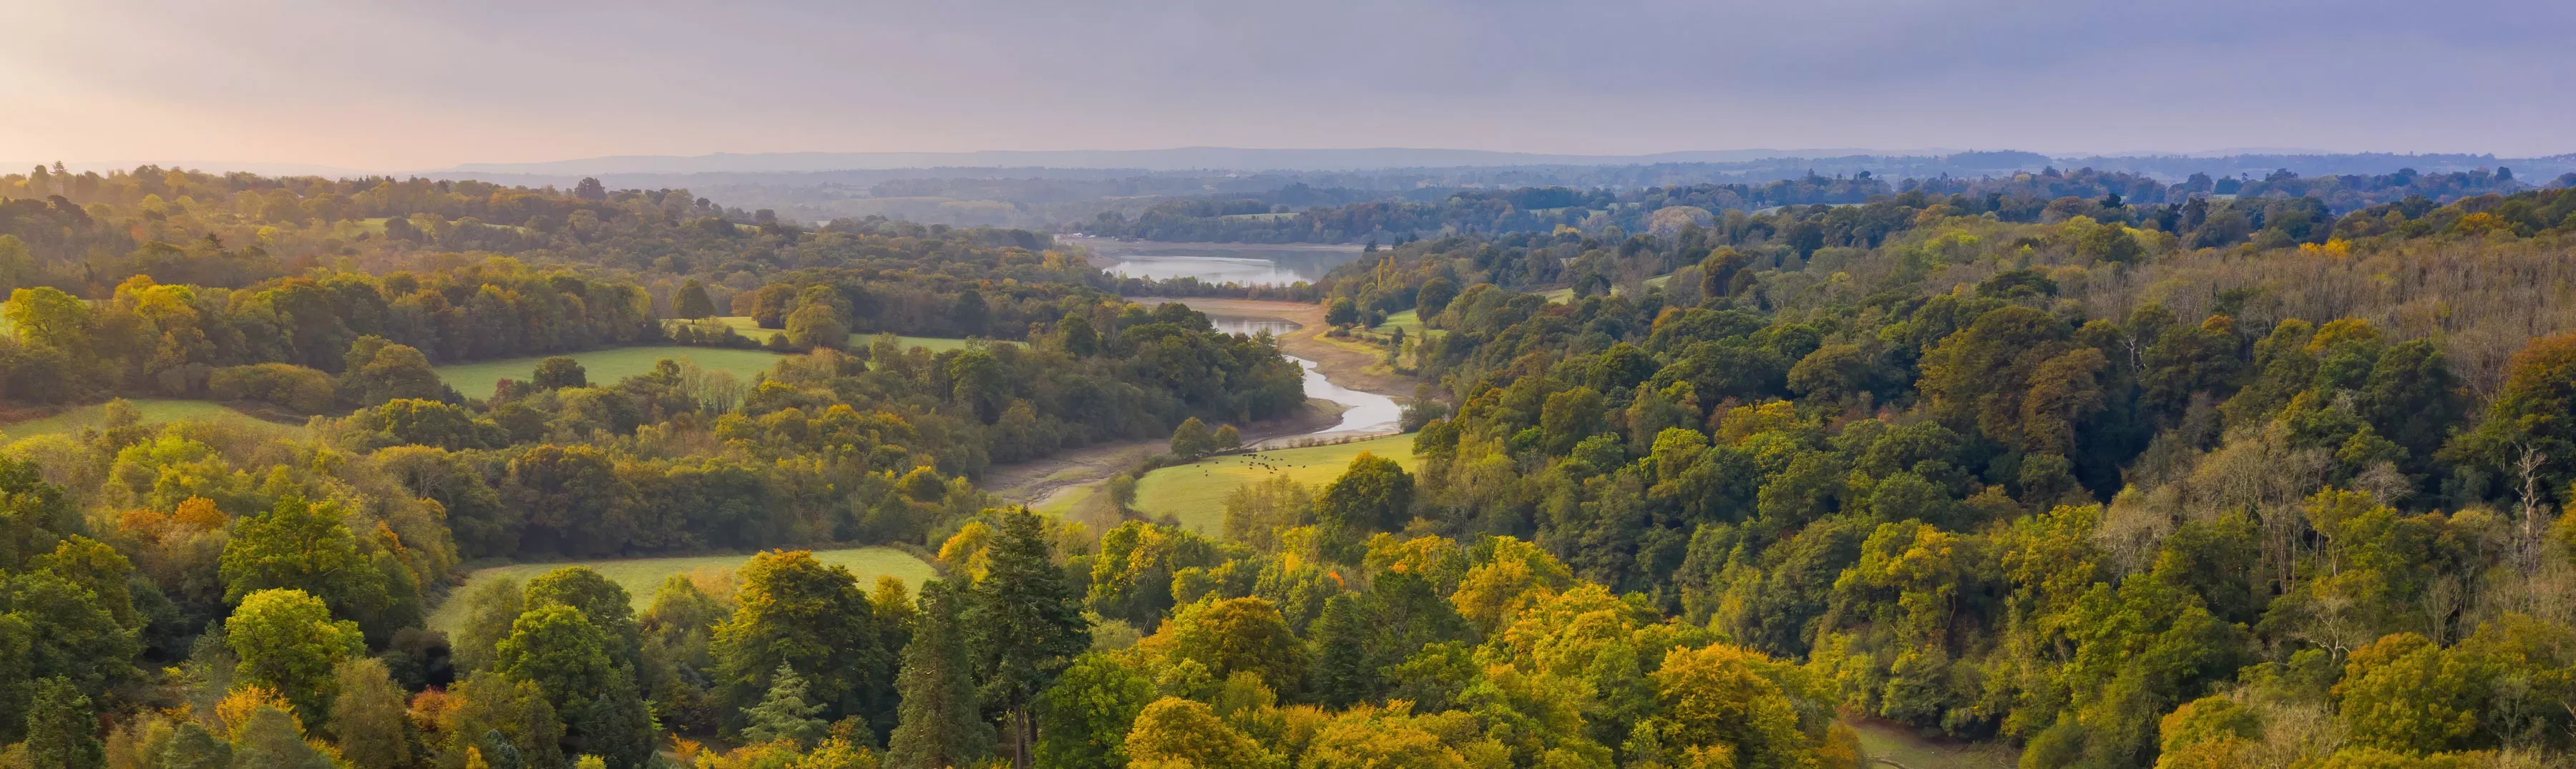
427 546 936 634
1848 719 2019 769
434 346 789 400
1133 433 1417 534
0 399 296 440
709 317 981 353
1540 288 1574 304
1369 309 1448 340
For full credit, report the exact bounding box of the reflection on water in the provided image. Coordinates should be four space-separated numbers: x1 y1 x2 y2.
1254 356 1402 449
1209 316 1302 337
1077 238 1368 286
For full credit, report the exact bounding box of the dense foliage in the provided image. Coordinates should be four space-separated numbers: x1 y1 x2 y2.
1292 182 2576 767
9 163 2576 769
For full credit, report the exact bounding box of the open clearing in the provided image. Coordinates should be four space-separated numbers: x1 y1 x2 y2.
427 546 936 634
1133 433 1417 534
1848 719 2019 769
0 399 298 440
434 346 788 400
709 316 981 353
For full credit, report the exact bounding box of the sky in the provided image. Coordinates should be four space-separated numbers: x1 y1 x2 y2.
4 0 2572 172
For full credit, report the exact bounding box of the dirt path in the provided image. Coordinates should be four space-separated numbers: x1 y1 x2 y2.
1163 298 1422 398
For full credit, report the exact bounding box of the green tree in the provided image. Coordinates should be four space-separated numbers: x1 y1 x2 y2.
1058 313 1100 357
1325 298 1359 327
787 300 850 351
454 577 525 675
967 509 1091 768
495 604 655 768
1315 452 1415 536
24 676 102 769
742 665 828 748
159 720 232 769
1415 277 1459 317
227 588 364 722
525 567 641 665
887 580 990 769
4 286 95 352
328 657 412 769
342 338 453 406
1035 653 1155 769
1169 417 1216 459
711 551 892 735
229 702 336 769
674 280 717 319
1156 597 1307 694
218 495 389 630
531 356 589 390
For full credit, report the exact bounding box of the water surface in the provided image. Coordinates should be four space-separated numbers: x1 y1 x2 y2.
1076 237 1368 285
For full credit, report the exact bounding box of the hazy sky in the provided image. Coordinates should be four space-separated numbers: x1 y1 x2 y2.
6 0 2571 170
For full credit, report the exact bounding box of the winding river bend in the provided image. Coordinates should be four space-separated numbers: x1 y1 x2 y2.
1204 315 1402 446
1085 237 1399 446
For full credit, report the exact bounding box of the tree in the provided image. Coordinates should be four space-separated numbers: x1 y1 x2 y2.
230 701 336 769
496 603 657 768
574 177 608 201
743 665 828 748
968 509 1091 768
1315 452 1415 536
1169 417 1216 459
532 356 589 390
674 280 717 319
1700 247 1752 298
1415 277 1459 318
342 338 453 406
1151 597 1306 694
1325 298 1359 327
1653 644 1818 769
219 495 388 629
1035 653 1156 769
227 588 365 722
887 580 990 769
454 577 525 675
159 720 233 769
329 657 412 769
1059 313 1100 357
788 301 851 351
24 676 102 769
1123 697 1273 768
2336 632 2489 755
525 567 640 665
711 551 892 735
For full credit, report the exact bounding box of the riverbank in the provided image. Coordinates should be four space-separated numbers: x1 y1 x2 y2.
1158 298 1422 398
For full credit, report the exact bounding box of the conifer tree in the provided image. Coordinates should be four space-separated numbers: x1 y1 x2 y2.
886 580 990 769
968 508 1091 768
743 664 828 748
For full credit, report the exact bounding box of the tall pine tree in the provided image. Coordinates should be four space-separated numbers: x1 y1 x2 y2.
887 580 990 769
967 508 1091 768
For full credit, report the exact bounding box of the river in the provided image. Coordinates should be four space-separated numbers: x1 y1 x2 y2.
1072 237 1370 285
1202 315 1402 446
1092 238 1400 445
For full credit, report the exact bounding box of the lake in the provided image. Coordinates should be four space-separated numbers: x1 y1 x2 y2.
1070 237 1369 285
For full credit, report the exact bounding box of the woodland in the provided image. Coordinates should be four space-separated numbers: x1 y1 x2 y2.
0 162 2574 769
